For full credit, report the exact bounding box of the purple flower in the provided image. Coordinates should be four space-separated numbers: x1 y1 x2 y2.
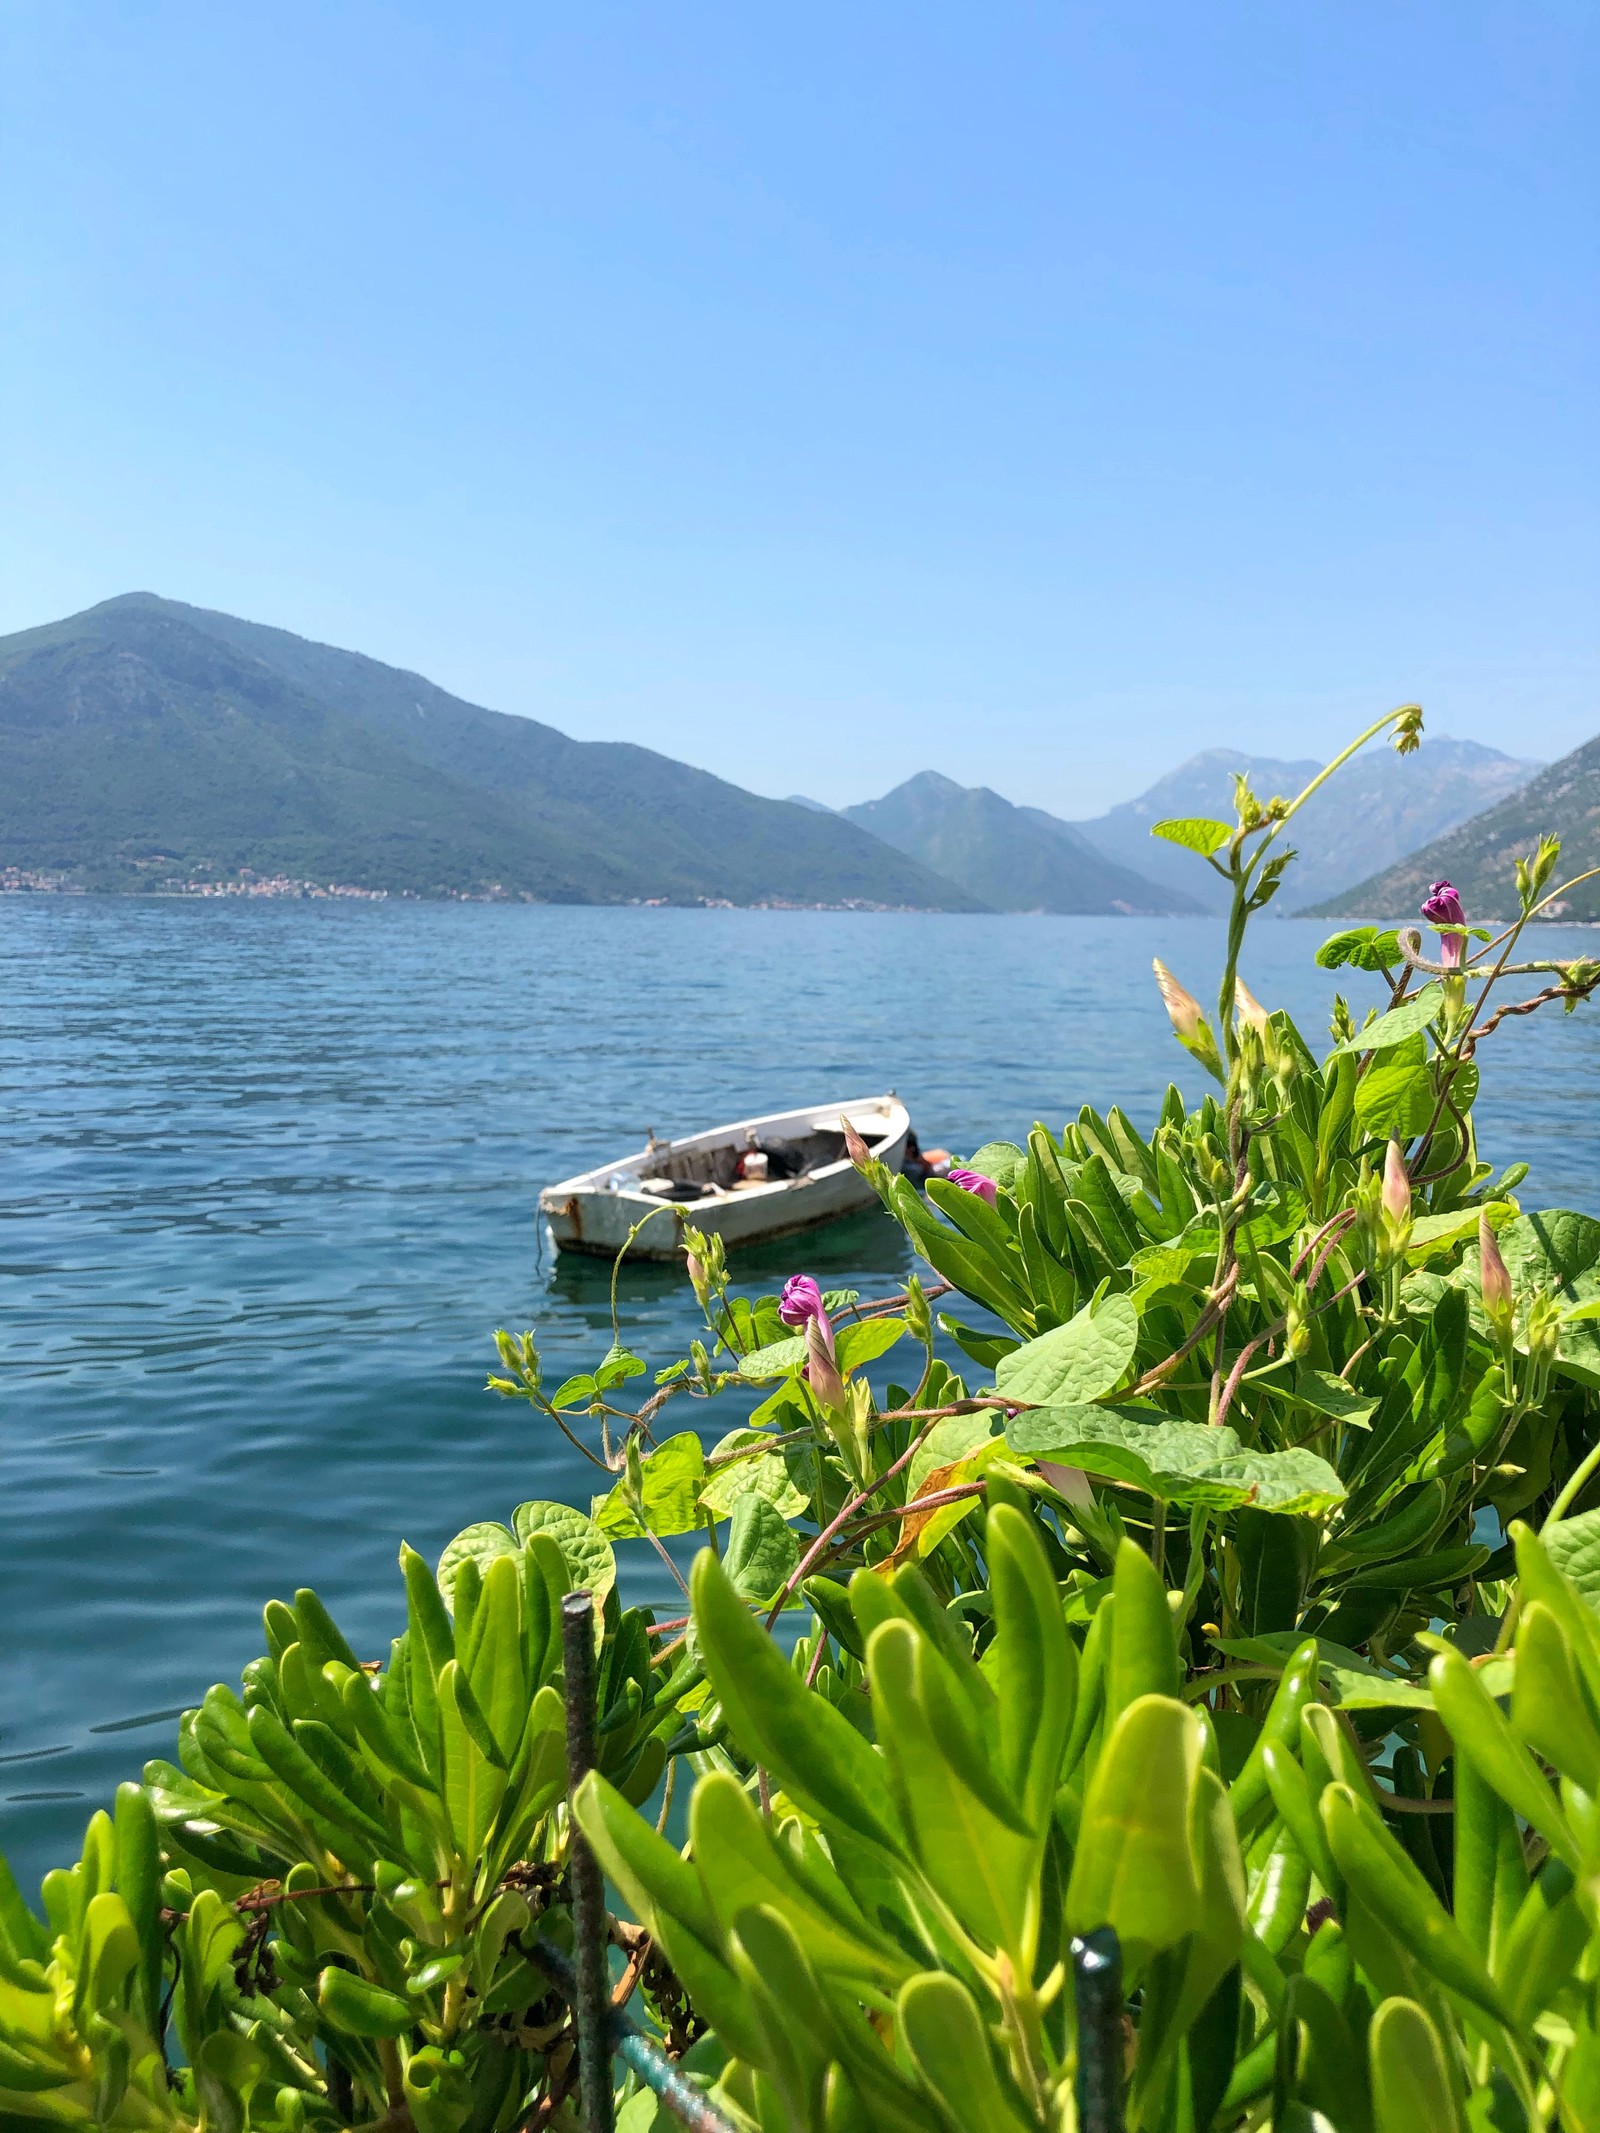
778 1274 825 1327
1422 879 1467 971
1421 880 1465 926
948 1167 998 1205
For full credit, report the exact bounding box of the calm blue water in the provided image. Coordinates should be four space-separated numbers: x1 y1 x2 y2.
4 898 1598 1886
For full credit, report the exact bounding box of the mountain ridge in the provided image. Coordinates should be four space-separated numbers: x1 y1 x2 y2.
1068 739 1542 912
1305 731 1600 921
842 770 1197 915
0 595 984 909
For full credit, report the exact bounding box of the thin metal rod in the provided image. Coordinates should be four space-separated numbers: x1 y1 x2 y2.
562 1590 614 2133
1072 1928 1126 2133
533 1939 741 2133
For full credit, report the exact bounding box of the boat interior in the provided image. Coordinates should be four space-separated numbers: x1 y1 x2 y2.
627 1111 898 1202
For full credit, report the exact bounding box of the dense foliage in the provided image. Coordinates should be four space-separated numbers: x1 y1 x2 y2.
7 706 1600 2130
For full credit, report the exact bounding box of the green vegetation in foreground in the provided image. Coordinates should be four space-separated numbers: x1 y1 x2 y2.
12 707 1600 2128
0 594 981 907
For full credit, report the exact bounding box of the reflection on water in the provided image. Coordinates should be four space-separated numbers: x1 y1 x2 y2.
3 897 1597 1885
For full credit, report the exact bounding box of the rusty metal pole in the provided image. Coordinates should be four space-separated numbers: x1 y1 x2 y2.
1072 1928 1126 2133
562 1589 614 2133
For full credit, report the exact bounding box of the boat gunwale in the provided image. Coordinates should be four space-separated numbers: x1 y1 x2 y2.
538 1094 907 1208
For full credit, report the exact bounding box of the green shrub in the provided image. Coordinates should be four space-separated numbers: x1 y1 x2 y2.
7 706 1600 2130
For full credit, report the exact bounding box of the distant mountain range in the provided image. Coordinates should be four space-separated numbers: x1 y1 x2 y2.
0 594 1567 918
825 739 1540 917
0 596 980 908
1070 740 1543 914
842 772 1197 915
1309 732 1600 922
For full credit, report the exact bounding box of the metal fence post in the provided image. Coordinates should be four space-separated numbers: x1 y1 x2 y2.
1072 1927 1126 2133
562 1589 614 2133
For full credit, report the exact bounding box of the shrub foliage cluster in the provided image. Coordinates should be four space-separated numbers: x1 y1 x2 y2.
8 707 1600 2131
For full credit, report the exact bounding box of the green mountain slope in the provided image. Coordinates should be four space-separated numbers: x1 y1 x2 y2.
842 771 1198 914
0 595 982 907
1307 731 1600 921
1072 740 1541 914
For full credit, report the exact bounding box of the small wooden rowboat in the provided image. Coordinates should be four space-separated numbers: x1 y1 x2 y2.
539 1094 911 1259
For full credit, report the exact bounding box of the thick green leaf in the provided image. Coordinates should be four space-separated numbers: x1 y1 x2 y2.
512 1502 616 1606
723 1495 801 1607
1407 1201 1514 1262
907 1412 999 1497
436 1522 519 1607
736 1334 808 1379
899 1973 1035 2133
1211 1633 1436 1710
1354 1045 1438 1138
1285 1370 1377 1429
1151 816 1232 855
1370 1997 1463 2133
1006 1405 1344 1514
698 1429 808 1521
593 1432 707 1539
834 1317 907 1373
1065 1695 1204 1977
1317 926 1403 972
967 1141 1028 1190
993 1292 1137 1406
1542 1508 1600 1619
1331 984 1443 1057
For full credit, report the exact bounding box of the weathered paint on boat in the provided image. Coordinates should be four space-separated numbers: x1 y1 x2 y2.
539 1095 910 1259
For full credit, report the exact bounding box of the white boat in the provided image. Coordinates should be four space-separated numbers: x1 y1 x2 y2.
539 1094 911 1259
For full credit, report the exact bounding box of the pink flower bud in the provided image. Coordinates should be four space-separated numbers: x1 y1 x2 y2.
805 1314 846 1411
779 1274 826 1330
1421 880 1465 927
947 1167 998 1205
1422 880 1467 970
1153 958 1203 1042
1382 1139 1411 1226
841 1117 873 1171
1234 979 1271 1032
1480 1213 1513 1330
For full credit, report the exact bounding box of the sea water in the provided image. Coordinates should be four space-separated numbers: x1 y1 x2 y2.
3 897 1597 1886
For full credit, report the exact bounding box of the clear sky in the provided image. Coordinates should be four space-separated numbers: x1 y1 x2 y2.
3 2 1594 816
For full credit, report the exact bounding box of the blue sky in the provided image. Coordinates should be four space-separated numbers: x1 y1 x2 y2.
3 1 1594 815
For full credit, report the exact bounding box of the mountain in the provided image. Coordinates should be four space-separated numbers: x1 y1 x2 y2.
0 595 982 908
841 771 1198 914
1072 739 1542 914
1307 731 1600 922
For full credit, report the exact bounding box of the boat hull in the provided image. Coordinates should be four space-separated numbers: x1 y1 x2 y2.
539 1096 909 1259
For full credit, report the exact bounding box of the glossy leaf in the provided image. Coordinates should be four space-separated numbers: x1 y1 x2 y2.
994 1290 1137 1406
594 1431 707 1539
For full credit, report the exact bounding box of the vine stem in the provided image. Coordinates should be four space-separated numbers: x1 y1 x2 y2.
1545 1435 1600 1530
766 1418 945 1624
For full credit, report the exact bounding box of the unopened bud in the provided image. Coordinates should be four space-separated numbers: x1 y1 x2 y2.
1382 1139 1411 1227
1154 959 1203 1041
1479 1213 1513 1333
805 1315 846 1413
623 1434 647 1520
1234 979 1271 1033
685 1251 709 1306
1285 1285 1312 1359
841 1116 872 1171
1525 1291 1562 1372
1153 960 1224 1082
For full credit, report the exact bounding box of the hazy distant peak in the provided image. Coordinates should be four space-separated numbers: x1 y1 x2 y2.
1073 733 1544 914
843 769 1198 914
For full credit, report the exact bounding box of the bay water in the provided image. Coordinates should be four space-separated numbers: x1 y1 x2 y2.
4 897 1597 1888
